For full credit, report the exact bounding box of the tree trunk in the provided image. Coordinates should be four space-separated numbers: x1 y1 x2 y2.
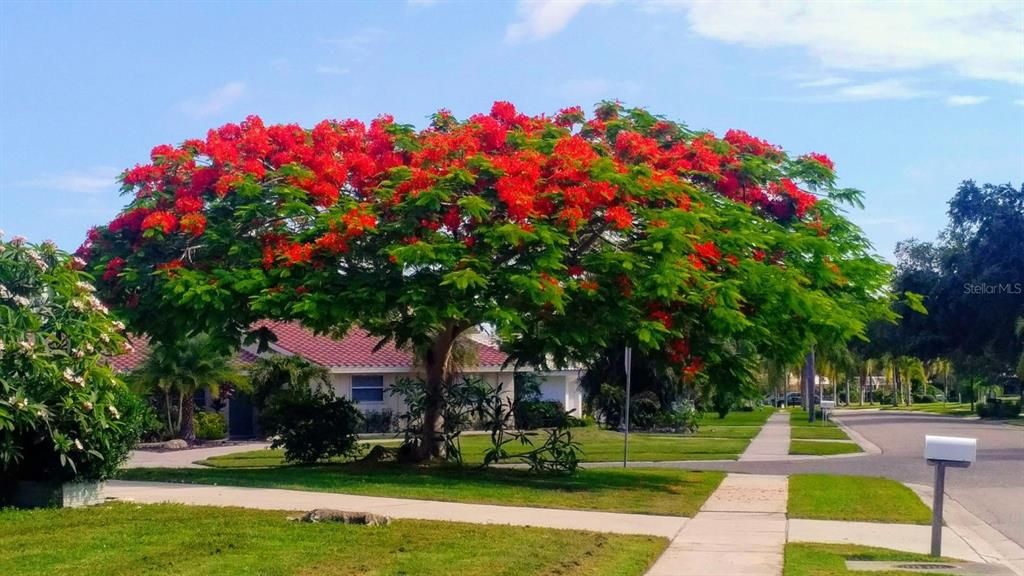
164 390 174 438
804 351 816 423
845 371 850 406
179 392 196 442
891 361 899 407
414 324 463 462
859 363 867 406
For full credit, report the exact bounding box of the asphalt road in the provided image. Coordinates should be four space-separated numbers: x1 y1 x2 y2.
622 411 1024 547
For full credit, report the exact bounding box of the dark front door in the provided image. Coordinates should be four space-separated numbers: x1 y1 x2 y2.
228 392 255 438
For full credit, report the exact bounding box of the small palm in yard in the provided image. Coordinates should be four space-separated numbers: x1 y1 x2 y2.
130 334 246 442
247 354 330 408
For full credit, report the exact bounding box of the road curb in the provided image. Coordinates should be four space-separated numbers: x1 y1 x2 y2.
831 415 882 455
907 482 1024 576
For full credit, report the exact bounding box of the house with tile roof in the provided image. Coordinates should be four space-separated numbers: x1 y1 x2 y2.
113 321 584 438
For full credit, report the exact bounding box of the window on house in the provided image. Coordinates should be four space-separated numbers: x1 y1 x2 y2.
351 375 385 403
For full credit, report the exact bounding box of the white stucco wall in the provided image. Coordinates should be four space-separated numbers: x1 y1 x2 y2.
539 371 584 415
330 370 516 416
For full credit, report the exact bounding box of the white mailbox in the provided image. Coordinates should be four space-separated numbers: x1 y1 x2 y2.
923 435 977 557
820 400 836 410
924 435 976 465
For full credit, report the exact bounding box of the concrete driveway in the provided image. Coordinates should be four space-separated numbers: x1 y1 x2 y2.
125 442 271 469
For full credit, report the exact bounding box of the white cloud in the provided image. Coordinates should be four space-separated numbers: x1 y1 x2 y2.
315 65 350 76
320 28 388 59
16 167 120 194
668 1 1023 85
179 82 246 117
828 79 931 101
506 0 597 43
798 77 849 88
946 95 989 106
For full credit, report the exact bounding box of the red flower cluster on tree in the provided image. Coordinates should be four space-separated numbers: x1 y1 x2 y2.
141 211 177 234
804 152 835 170
84 101 852 383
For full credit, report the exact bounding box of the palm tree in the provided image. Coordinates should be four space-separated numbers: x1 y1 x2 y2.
130 334 245 442
247 354 330 408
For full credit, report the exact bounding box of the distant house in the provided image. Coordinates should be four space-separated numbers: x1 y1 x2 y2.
111 321 584 438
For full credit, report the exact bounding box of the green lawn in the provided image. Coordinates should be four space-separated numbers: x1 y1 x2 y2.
789 409 838 427
0 503 666 576
785 544 958 576
880 403 976 417
789 440 862 456
687 425 762 439
456 427 750 462
790 426 851 440
699 407 774 426
119 465 726 517
204 428 750 467
788 474 931 524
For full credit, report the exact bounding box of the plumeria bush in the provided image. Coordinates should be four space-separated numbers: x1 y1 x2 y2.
0 234 144 484
81 101 892 461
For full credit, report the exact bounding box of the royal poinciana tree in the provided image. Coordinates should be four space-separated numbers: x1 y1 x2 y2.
80 102 891 460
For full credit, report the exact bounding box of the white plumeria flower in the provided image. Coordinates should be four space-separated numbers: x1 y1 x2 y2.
72 256 87 268
73 349 85 359
73 439 84 451
123 342 134 353
0 228 5 239
13 295 30 307
99 332 110 344
63 368 77 383
112 320 125 331
0 285 10 299
11 236 25 246
107 405 120 419
76 281 96 293
0 340 5 354
84 342 95 353
82 401 93 412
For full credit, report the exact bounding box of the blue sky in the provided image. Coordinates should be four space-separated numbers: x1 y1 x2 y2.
1 0 1021 260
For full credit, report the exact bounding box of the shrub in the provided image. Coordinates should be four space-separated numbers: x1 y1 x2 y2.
0 236 144 483
653 403 699 432
629 391 661 429
515 400 568 430
260 387 363 464
195 411 226 440
593 382 624 428
976 399 1021 419
359 409 395 434
567 414 595 428
390 376 494 463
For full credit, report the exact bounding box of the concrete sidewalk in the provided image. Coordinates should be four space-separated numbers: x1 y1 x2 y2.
646 474 789 576
739 412 790 461
788 519 983 562
102 480 686 538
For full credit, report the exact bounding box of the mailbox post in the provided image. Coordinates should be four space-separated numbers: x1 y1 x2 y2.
820 400 835 422
924 435 977 557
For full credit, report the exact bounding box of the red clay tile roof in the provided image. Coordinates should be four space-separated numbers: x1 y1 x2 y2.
108 323 507 372
108 336 260 373
108 336 151 373
254 321 507 369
